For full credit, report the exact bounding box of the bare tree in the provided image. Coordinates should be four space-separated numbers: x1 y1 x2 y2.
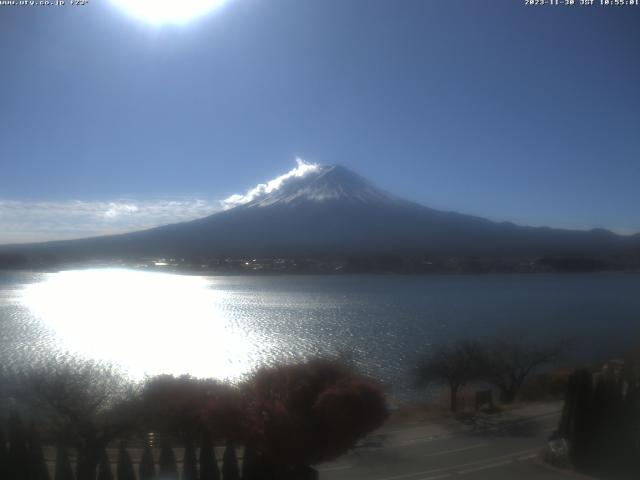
7 357 138 480
482 339 566 403
416 341 486 413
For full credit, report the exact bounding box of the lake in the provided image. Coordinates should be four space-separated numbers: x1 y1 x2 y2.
1 268 639 400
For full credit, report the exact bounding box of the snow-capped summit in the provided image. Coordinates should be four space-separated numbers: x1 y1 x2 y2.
239 165 406 208
2 161 638 262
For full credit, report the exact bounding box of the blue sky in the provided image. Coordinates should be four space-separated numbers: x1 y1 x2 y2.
1 0 639 243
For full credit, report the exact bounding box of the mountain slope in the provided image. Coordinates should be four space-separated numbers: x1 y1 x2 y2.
1 165 639 263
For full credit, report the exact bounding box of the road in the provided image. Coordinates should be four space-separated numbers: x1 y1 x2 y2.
318 405 576 480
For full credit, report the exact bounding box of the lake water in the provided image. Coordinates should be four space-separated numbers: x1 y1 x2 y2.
1 268 639 399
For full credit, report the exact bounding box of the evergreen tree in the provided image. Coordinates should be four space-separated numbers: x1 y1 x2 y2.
559 370 593 468
28 424 51 480
589 376 608 469
182 439 198 480
54 446 74 480
96 449 113 480
241 446 258 480
139 444 156 480
222 440 240 480
559 367 640 477
76 442 108 480
605 375 626 470
8 411 31 480
624 378 640 474
116 444 135 480
158 440 178 480
0 427 9 480
199 434 219 480
241 447 276 480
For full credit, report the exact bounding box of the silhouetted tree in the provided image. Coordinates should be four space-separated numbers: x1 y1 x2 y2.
243 359 388 467
199 434 220 480
116 444 135 480
622 375 640 473
201 385 245 443
137 375 236 441
8 411 30 479
97 449 113 480
28 424 51 480
158 440 178 480
559 365 640 477
223 440 240 480
54 446 74 480
241 446 258 480
0 426 7 480
183 438 199 480
597 371 629 471
416 341 485 412
589 375 609 467
559 369 594 469
9 358 138 480
241 446 276 480
139 444 156 480
482 339 566 403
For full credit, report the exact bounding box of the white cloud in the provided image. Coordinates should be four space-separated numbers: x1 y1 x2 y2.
0 198 220 244
221 158 320 209
104 203 139 218
0 159 326 245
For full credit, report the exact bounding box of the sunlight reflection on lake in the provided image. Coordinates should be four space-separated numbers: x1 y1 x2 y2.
20 269 258 380
4 268 640 398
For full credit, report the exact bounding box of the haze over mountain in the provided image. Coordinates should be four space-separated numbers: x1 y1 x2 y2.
1 163 639 264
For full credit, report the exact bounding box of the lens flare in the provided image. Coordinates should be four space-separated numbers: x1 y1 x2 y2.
109 0 228 25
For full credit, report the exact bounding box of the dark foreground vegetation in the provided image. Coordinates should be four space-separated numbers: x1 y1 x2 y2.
415 338 640 478
555 360 640 479
3 339 639 480
0 358 388 480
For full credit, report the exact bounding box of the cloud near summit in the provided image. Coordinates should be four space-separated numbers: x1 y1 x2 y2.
0 159 321 244
221 158 320 210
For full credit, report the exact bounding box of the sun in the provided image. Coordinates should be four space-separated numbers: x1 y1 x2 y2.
110 0 228 25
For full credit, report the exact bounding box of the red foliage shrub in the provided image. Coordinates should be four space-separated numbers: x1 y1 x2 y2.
243 359 388 465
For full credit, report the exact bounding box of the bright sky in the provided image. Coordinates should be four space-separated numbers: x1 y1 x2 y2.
1 0 639 243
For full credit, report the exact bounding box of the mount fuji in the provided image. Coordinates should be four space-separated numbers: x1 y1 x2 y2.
1 164 639 265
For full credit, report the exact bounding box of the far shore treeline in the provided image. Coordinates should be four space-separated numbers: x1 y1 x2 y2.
2 252 639 274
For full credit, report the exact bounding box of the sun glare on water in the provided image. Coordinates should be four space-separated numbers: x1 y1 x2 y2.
109 0 228 25
21 269 253 380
